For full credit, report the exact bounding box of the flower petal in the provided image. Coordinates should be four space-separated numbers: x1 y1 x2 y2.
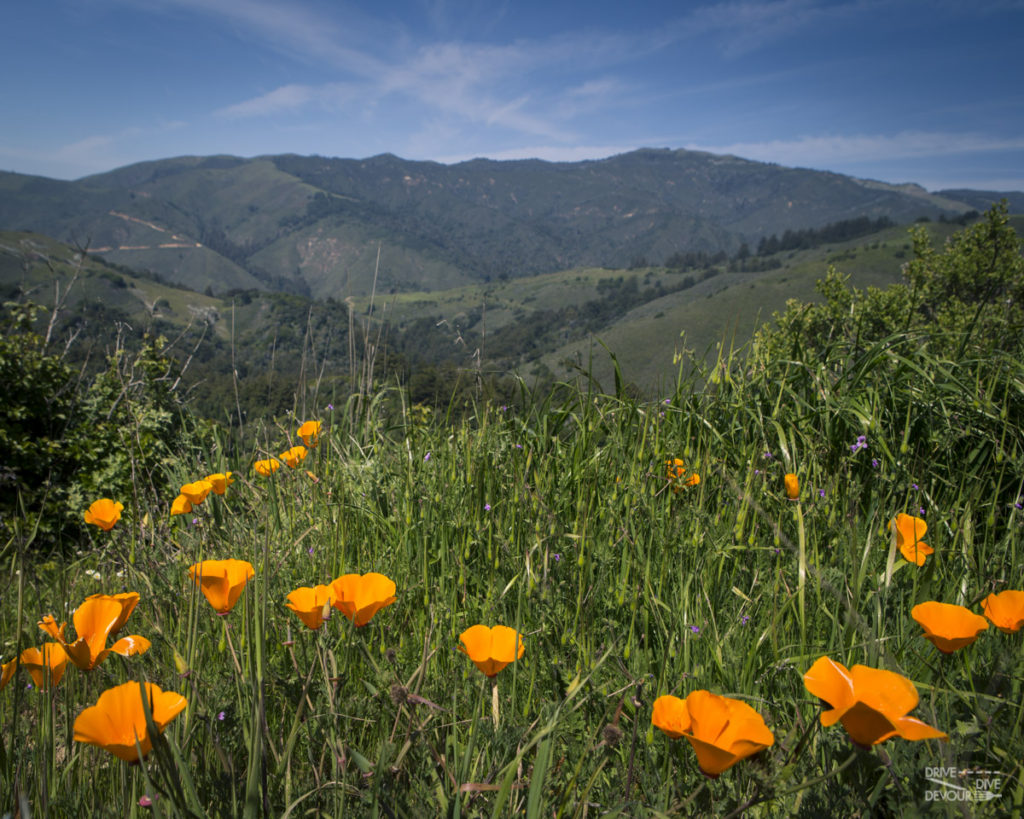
981 590 1024 633
286 585 335 630
488 625 524 664
651 694 691 738
73 681 187 762
189 560 255 613
19 644 69 688
899 540 934 566
849 664 921 718
457 624 523 677
106 635 152 658
911 601 989 653
893 715 948 742
803 656 855 724
839 700 900 747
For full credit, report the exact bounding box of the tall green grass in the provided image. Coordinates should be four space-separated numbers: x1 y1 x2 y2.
2 324 1022 816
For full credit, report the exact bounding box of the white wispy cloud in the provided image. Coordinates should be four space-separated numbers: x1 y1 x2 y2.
116 0 674 150
0 121 189 179
216 85 314 118
215 83 361 118
131 0 387 76
568 78 627 98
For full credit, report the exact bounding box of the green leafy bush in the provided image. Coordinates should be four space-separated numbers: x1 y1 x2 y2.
0 302 209 551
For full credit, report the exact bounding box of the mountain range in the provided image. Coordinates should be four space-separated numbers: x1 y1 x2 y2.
2 148 1020 300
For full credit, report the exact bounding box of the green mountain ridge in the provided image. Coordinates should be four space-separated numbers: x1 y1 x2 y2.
2 148 1016 301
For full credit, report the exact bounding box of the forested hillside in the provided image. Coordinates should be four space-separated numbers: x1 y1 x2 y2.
0 148 999 300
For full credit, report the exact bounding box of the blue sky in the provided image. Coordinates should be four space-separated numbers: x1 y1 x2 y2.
2 0 1023 190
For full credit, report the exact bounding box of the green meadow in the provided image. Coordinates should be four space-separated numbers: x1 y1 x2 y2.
1 207 1022 817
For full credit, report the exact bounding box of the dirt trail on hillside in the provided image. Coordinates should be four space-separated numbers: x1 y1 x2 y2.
88 211 203 252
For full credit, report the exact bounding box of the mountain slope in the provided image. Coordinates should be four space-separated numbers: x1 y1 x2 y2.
6 214 1021 413
0 149 1015 301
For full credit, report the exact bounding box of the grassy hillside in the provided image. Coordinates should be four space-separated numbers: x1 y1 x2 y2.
535 220 1007 391
4 214 1019 421
0 230 221 326
361 219 987 392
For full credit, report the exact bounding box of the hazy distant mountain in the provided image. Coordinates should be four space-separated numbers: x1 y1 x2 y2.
0 148 1015 298
937 189 1024 214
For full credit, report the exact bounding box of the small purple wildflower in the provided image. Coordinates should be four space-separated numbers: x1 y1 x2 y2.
500 405 508 412
754 469 761 475
1015 501 1023 510
191 517 200 526
762 451 773 460
689 625 700 634
326 403 334 411
553 553 562 562
919 507 926 516
484 503 491 512
515 444 523 449
871 459 879 468
818 488 826 498
307 546 314 557
850 435 868 454
912 483 919 491
424 452 431 462
217 711 226 721
741 615 750 626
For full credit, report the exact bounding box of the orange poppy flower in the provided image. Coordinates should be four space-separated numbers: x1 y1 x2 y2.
170 494 193 516
889 513 934 566
205 472 234 495
19 643 69 689
179 479 213 505
1 658 18 691
297 420 322 448
285 585 336 630
73 681 187 762
784 473 799 500
458 625 525 677
84 499 124 531
651 690 774 778
330 572 397 627
38 592 151 671
803 656 947 747
279 446 309 469
665 458 700 491
254 458 281 476
911 601 989 653
981 590 1024 633
188 560 255 613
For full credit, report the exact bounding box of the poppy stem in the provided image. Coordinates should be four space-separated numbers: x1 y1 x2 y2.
223 618 243 678
658 736 673 811
491 678 500 729
795 499 807 655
